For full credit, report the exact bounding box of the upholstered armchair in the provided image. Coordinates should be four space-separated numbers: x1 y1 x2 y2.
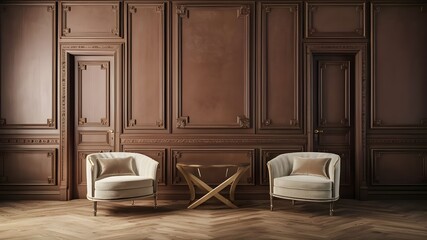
86 152 159 216
267 152 340 216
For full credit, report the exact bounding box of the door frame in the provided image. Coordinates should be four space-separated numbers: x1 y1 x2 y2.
59 43 123 200
304 43 367 199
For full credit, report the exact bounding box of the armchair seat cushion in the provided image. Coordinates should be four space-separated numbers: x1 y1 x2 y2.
94 176 154 200
95 176 153 190
273 175 333 200
274 175 332 191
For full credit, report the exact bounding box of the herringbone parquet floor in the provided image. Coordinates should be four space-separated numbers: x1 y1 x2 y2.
1 199 426 240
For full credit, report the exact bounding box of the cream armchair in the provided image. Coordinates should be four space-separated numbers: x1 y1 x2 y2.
86 152 159 216
267 152 340 216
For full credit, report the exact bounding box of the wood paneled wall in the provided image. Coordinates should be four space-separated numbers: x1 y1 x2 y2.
0 0 426 201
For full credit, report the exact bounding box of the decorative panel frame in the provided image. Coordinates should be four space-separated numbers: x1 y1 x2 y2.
0 149 57 186
371 3 427 129
0 136 59 145
370 149 427 186
305 2 365 38
173 3 253 131
0 2 56 129
171 149 255 186
120 135 307 146
125 2 167 131
258 3 302 132
60 1 121 38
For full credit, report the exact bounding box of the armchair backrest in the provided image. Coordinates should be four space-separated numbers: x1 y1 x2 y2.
267 152 340 197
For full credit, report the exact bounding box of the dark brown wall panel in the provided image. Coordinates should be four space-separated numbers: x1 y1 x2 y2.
173 3 252 131
60 1 121 38
371 149 427 186
259 3 301 131
306 3 365 38
371 4 427 128
172 149 255 186
0 149 56 185
126 3 166 131
0 3 55 128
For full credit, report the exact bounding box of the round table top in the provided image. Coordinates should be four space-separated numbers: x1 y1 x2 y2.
176 163 250 168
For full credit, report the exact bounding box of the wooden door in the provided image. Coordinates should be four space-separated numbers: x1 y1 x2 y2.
73 56 115 198
312 54 355 198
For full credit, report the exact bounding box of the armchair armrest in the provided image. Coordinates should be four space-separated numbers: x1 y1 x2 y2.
267 156 291 194
134 155 159 193
328 156 341 199
86 155 98 199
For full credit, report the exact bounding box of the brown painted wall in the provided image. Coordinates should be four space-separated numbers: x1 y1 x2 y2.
0 0 426 201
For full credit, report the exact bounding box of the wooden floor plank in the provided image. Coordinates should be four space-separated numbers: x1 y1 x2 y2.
0 199 426 239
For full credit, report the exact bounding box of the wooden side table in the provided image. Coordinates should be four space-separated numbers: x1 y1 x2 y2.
176 163 250 209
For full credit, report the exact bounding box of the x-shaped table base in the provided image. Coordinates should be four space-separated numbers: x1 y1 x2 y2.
176 163 250 209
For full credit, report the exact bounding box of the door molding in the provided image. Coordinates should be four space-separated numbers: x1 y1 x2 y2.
304 43 367 199
59 43 123 200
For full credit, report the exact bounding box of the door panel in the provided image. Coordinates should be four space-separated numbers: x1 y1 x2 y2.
313 55 355 198
73 56 115 199
317 61 350 127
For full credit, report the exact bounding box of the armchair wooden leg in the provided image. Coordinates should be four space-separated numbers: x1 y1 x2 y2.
93 201 97 216
154 194 158 209
292 200 295 206
132 200 135 206
270 195 273 211
329 202 334 216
